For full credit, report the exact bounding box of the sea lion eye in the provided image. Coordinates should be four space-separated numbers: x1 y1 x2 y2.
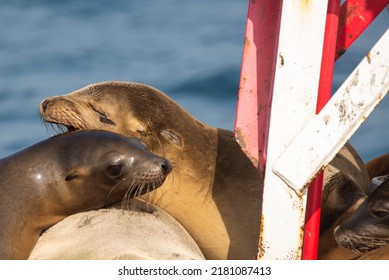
137 130 148 137
107 164 123 177
90 104 116 126
372 210 389 219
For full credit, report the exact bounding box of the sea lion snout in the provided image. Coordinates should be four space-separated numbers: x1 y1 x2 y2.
40 98 50 111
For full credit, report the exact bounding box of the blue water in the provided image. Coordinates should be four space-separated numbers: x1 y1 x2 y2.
0 0 388 163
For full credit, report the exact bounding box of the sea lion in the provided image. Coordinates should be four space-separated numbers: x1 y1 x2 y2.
334 178 389 254
320 143 371 235
365 153 389 179
317 143 370 259
40 81 263 260
29 201 205 260
0 130 171 259
39 81 370 259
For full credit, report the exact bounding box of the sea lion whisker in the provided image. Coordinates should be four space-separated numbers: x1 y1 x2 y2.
120 178 141 209
106 177 129 201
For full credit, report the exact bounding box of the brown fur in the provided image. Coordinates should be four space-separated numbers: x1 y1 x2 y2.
365 153 389 179
321 143 371 235
318 197 365 260
357 245 389 260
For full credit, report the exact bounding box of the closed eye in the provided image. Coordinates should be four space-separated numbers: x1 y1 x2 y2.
90 105 116 126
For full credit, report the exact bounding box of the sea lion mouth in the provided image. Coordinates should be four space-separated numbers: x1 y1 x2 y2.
118 174 168 209
43 120 85 135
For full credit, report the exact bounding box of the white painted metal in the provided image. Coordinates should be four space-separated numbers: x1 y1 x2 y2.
258 1 328 259
273 30 389 193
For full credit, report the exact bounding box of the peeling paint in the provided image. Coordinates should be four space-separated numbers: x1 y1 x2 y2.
345 69 359 93
235 128 259 168
244 37 250 47
239 76 247 89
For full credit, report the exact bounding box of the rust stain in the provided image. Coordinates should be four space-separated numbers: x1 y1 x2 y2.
257 214 266 259
239 76 247 90
298 0 312 19
244 37 250 47
300 0 311 9
279 53 284 67
366 51 372 64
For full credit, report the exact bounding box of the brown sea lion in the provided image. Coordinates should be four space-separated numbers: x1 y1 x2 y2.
0 130 171 259
334 178 389 254
365 153 389 179
29 201 204 260
39 81 370 259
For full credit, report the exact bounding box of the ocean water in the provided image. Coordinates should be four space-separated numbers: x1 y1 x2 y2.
0 0 388 163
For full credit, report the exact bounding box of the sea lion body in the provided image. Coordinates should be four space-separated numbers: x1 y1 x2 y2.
334 178 389 254
29 201 204 260
0 130 170 259
40 81 262 259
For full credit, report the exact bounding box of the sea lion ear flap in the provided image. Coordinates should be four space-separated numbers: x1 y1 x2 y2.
64 167 89 182
160 129 183 148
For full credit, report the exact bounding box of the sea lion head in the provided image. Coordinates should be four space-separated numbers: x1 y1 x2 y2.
334 178 389 253
47 130 172 211
39 81 203 154
320 143 371 235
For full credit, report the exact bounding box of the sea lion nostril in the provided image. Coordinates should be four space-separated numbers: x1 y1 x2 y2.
41 99 50 111
161 160 172 174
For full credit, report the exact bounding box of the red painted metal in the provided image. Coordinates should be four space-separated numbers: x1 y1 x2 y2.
234 0 283 175
336 0 389 59
302 0 340 260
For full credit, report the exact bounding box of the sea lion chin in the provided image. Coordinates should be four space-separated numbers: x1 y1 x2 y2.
0 130 171 259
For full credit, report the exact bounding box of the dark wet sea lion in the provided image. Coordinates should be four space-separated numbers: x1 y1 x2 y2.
0 130 170 259
320 143 371 235
317 144 370 259
39 81 371 259
334 178 389 254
